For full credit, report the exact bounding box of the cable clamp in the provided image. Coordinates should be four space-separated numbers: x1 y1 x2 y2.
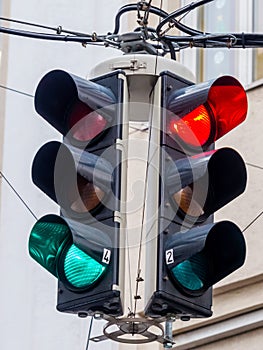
91 32 98 41
56 25 62 34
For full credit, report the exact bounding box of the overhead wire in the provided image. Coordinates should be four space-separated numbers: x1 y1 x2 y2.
0 25 105 44
85 316 94 350
111 3 169 35
0 171 38 220
0 16 106 45
0 84 34 98
0 16 89 36
242 211 263 233
1 1 263 54
246 162 263 171
156 0 214 37
168 12 263 48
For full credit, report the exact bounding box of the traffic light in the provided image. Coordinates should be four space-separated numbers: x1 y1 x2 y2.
145 71 247 318
29 69 127 317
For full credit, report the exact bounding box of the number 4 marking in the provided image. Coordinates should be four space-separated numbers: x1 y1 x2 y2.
166 249 174 265
102 249 111 264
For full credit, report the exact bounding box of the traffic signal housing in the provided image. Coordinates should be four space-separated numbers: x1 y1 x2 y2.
145 71 247 319
29 69 127 317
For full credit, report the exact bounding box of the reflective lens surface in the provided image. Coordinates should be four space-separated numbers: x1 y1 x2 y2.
169 105 212 148
171 252 208 292
63 244 105 289
208 84 247 140
70 175 105 213
173 186 204 218
68 101 107 142
29 219 71 277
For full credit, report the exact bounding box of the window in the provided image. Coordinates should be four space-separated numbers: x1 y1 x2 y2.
198 0 239 82
253 0 263 81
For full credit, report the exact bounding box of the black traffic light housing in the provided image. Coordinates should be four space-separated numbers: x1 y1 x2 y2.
145 70 247 319
29 69 127 317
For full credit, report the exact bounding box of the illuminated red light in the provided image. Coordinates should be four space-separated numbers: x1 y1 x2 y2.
208 84 247 140
169 104 212 148
68 101 107 142
168 77 247 150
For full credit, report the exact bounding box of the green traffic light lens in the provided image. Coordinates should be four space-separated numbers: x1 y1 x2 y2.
63 244 106 290
29 218 71 277
29 215 107 292
171 253 209 293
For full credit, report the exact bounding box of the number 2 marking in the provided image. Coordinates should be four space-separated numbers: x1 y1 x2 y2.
166 249 174 265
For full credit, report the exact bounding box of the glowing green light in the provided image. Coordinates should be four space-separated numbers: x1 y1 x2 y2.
29 216 107 291
29 221 70 277
64 244 105 289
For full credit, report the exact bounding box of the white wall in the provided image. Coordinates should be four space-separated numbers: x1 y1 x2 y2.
0 1 129 349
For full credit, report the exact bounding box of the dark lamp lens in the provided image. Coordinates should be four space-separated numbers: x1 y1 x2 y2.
173 186 204 218
68 101 107 142
171 252 208 292
70 175 105 213
169 104 212 147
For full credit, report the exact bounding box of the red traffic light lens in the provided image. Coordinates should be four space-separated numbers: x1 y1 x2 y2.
167 76 247 150
68 101 107 142
169 104 212 148
208 83 247 140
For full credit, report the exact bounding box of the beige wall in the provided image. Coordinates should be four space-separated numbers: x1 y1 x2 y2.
196 328 263 350
216 81 263 284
